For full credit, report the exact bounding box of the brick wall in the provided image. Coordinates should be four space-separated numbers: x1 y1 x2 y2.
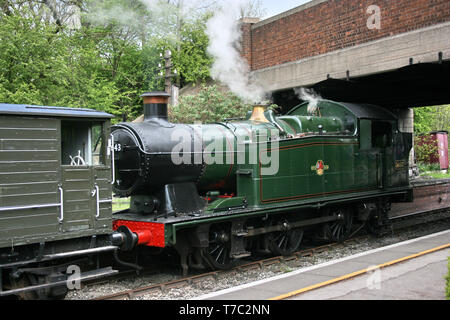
240 18 259 68
241 0 450 71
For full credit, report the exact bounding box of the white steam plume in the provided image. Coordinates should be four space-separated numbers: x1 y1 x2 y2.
294 87 322 115
206 0 266 104
140 0 218 41
87 1 209 41
88 5 141 29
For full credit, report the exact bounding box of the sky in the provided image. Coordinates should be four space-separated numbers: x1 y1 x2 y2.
260 0 311 19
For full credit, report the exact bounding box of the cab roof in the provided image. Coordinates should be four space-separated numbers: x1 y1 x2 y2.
288 100 398 121
338 102 397 120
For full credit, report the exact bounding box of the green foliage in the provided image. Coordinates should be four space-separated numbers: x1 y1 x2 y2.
0 11 64 105
0 2 215 122
169 85 279 124
447 257 450 300
145 15 213 89
415 135 439 164
416 162 441 173
0 8 119 114
414 105 449 175
414 105 450 135
424 171 450 179
112 197 130 212
174 17 213 85
169 85 253 123
414 107 434 134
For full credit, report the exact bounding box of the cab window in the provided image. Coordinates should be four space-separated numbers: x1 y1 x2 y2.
372 121 392 148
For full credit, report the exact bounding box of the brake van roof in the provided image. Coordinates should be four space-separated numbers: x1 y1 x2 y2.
0 103 113 119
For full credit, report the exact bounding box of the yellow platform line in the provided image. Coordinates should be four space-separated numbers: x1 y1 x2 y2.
269 243 450 300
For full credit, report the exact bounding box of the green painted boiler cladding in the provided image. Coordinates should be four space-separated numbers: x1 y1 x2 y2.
111 93 413 273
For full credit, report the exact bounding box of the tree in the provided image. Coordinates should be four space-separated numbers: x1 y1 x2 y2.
0 6 118 111
87 1 215 92
0 0 83 29
170 84 278 124
149 13 213 88
239 0 267 18
414 105 449 168
0 0 271 123
415 135 438 164
80 0 152 120
414 105 450 134
169 85 252 123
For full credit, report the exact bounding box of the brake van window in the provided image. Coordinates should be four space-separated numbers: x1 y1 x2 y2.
61 121 104 166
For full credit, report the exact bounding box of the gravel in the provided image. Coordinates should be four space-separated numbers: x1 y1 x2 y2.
65 216 450 300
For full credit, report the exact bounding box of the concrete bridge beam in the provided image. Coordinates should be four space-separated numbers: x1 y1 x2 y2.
252 22 450 92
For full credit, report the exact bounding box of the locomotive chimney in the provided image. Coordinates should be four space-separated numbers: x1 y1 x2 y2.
141 92 171 121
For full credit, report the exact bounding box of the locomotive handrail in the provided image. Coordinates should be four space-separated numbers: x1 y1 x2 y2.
109 134 116 185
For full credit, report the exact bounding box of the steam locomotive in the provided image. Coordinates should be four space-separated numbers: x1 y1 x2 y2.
111 92 413 274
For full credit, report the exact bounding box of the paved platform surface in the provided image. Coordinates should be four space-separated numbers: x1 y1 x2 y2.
196 230 450 300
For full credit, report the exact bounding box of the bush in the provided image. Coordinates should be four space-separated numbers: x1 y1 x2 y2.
415 135 438 164
169 85 280 124
417 162 441 173
169 85 253 124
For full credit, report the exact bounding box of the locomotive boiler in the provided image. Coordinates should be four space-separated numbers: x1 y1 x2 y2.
111 92 413 274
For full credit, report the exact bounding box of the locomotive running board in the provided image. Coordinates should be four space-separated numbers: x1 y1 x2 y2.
0 267 118 297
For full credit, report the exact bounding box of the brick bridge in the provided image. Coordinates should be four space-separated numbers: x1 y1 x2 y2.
240 0 450 112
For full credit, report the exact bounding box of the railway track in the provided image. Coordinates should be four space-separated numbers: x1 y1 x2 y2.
89 208 450 300
92 242 349 300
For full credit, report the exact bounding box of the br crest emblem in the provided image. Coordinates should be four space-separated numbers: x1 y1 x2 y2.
311 160 329 176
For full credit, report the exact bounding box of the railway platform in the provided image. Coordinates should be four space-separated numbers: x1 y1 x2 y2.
196 229 450 300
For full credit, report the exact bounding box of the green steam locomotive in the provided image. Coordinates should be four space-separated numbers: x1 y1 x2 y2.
111 92 413 274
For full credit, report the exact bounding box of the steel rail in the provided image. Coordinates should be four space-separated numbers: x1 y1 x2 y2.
92 241 345 300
